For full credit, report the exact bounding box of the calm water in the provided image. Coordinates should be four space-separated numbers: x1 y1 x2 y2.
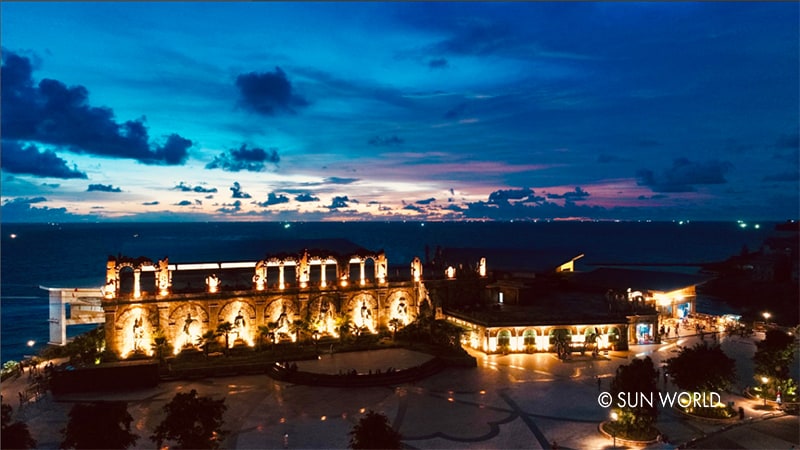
0 221 775 364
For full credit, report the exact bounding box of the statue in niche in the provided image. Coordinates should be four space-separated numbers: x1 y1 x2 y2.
132 316 144 351
233 309 246 340
317 300 333 333
360 300 372 328
396 298 407 320
183 313 195 338
277 304 289 331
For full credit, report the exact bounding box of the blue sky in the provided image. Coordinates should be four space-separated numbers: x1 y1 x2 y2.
2 2 798 222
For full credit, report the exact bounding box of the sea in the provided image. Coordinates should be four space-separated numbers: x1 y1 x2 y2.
0 221 778 364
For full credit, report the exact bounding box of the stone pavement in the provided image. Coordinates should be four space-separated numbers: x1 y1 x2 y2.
1 332 798 449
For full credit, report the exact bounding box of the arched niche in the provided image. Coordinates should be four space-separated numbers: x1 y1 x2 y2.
168 303 209 353
115 305 159 358
308 295 338 336
264 298 298 340
385 289 414 325
347 293 378 332
218 300 256 347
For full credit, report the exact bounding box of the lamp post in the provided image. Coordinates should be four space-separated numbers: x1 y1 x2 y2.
312 330 319 354
761 376 769 406
762 312 771 325
610 411 618 449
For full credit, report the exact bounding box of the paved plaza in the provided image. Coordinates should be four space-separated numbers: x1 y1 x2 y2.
2 330 798 449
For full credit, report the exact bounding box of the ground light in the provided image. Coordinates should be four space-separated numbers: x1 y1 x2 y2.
761 376 769 406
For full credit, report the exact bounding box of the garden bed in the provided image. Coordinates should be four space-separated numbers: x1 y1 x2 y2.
598 421 660 447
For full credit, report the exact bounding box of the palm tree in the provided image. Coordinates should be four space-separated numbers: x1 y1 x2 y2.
290 318 310 344
388 318 403 340
150 329 172 364
334 313 353 344
198 330 218 357
216 321 233 351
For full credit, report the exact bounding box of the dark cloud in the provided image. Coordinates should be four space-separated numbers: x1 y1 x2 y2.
449 188 456 196
175 200 192 206
1 197 75 222
174 182 218 193
257 192 290 207
235 67 309 115
300 177 360 187
41 183 60 188
328 196 351 209
444 204 463 212
295 193 320 202
142 201 160 206
762 172 799 182
326 177 359 185
87 184 122 193
230 182 252 199
546 187 590 201
1 51 192 165
6 196 47 204
428 58 449 69
217 200 242 214
488 188 533 205
637 158 732 193
637 194 669 200
403 204 424 212
416 198 436 205
206 144 280 172
1 140 87 179
368 135 404 146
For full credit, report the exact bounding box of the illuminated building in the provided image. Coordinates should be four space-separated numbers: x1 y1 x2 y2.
45 248 416 359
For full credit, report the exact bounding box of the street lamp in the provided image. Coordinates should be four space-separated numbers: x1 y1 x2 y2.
761 376 769 406
27 340 35 348
763 312 771 324
610 411 619 449
312 330 319 353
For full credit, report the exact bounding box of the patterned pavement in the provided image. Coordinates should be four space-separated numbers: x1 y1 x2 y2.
2 332 798 449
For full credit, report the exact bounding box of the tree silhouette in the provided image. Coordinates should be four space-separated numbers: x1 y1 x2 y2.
335 313 353 343
388 318 402 340
667 343 736 393
151 389 228 449
151 328 172 363
1 402 36 449
60 402 138 449
216 321 233 351
198 330 219 357
754 329 796 381
290 318 310 343
610 357 659 435
348 410 401 449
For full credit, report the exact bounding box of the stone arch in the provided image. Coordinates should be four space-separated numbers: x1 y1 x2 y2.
218 300 257 347
347 292 378 332
385 289 414 325
522 328 538 347
168 303 210 353
496 329 513 348
115 305 159 358
308 295 338 336
264 298 298 340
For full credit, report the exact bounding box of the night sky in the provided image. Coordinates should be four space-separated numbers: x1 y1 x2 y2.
2 2 798 222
